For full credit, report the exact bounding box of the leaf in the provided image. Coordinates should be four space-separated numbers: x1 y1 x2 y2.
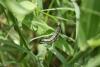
85 54 100 67
32 20 54 35
47 45 66 63
55 35 74 56
37 44 47 60
4 0 37 22
77 0 100 51
87 34 100 47
8 28 20 45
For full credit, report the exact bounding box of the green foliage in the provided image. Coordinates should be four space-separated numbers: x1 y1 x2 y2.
77 0 100 51
0 0 100 67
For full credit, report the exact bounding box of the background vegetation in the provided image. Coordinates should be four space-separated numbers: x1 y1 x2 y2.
0 0 100 67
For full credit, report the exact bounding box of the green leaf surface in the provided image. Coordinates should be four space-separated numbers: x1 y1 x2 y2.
47 45 66 63
77 0 100 51
85 54 100 67
3 0 36 22
55 35 74 56
32 20 54 35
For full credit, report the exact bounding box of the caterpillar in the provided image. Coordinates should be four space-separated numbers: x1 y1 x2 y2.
41 23 61 43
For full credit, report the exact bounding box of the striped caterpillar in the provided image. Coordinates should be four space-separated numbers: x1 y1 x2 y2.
40 23 61 43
